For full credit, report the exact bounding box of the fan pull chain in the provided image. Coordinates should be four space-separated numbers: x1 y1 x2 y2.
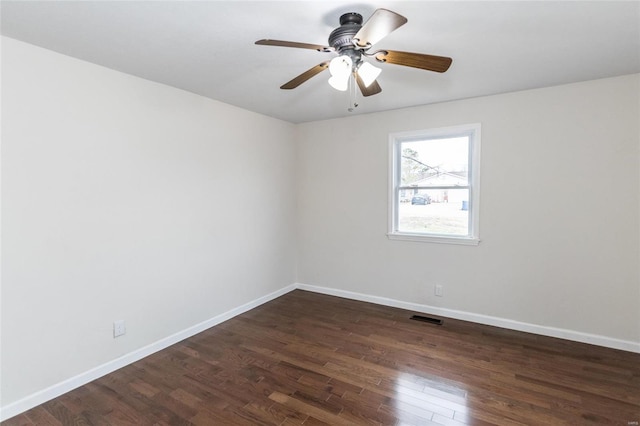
348 74 358 112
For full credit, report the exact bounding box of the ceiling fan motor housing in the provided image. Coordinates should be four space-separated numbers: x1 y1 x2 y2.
328 12 363 51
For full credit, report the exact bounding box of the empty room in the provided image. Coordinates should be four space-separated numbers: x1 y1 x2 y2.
1 1 639 424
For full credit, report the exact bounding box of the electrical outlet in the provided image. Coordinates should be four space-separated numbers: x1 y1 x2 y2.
435 285 444 297
113 320 126 338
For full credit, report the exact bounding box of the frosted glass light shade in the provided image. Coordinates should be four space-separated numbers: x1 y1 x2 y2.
328 75 349 91
358 62 382 87
328 55 352 91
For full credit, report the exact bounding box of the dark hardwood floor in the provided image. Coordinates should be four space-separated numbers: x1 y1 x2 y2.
4 290 640 425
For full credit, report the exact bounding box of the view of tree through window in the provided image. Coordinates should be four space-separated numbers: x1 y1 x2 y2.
397 136 472 236
389 124 480 243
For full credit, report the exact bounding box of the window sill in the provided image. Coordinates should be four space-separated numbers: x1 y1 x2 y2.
387 232 480 246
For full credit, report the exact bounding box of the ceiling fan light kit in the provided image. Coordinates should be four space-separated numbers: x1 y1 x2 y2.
328 55 353 91
255 8 452 109
357 62 382 88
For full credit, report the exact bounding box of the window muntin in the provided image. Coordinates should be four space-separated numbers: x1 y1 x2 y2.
389 124 480 245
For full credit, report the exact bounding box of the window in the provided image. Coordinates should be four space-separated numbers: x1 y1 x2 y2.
388 123 481 245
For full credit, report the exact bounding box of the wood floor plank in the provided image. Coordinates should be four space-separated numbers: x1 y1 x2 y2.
2 414 33 426
268 392 351 425
23 407 61 426
3 290 639 425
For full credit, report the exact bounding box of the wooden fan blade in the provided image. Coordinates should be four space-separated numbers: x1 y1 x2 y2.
353 9 407 48
281 62 330 89
255 39 333 52
373 50 453 73
355 74 382 97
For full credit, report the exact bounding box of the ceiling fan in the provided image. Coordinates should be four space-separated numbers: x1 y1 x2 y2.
255 8 453 97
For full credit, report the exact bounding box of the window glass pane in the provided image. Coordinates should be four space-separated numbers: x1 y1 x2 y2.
398 188 469 236
400 137 469 187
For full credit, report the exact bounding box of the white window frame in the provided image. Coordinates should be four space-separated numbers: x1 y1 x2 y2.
388 123 481 245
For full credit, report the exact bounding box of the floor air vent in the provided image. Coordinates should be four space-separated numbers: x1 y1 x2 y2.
410 315 443 325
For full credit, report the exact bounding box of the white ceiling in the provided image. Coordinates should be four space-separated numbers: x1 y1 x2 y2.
2 1 639 123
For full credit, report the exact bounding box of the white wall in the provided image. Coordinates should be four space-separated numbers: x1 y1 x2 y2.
296 74 640 346
1 37 297 408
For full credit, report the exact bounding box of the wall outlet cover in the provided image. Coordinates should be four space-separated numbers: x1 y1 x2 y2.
113 320 126 338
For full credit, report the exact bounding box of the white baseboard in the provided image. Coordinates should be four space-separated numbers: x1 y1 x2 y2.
0 284 297 422
295 283 640 354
